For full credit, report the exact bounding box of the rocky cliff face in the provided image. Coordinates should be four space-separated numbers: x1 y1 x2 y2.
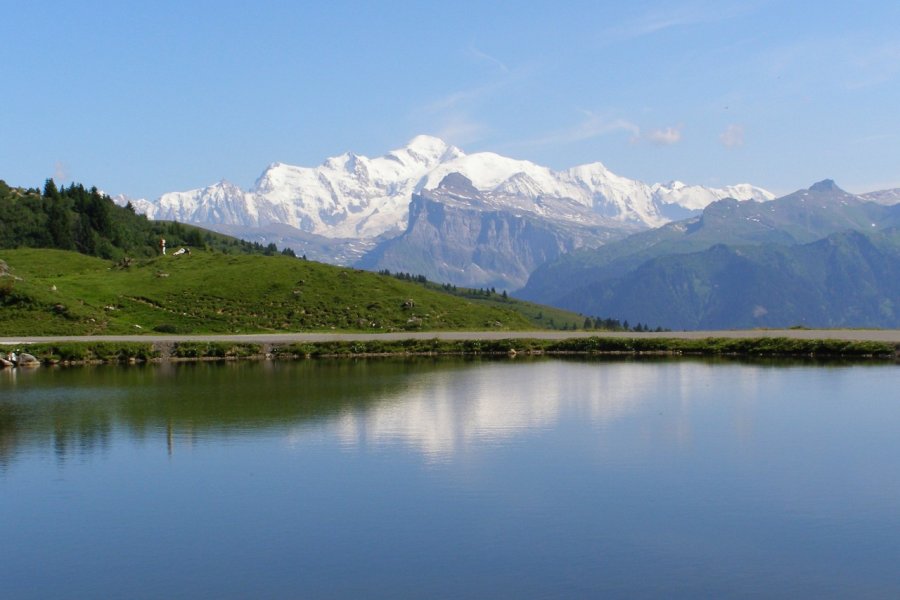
356 174 627 290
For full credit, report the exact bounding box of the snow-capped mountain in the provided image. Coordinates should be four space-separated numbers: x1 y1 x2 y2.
860 187 900 205
125 135 773 242
357 173 629 290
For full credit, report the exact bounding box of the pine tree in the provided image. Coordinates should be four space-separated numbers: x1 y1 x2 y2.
46 196 74 250
43 178 60 200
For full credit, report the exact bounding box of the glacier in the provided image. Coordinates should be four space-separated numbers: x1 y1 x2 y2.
122 135 774 243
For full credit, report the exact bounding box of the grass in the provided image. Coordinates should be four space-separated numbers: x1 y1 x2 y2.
0 342 157 363
269 336 896 358
435 286 589 330
0 248 545 335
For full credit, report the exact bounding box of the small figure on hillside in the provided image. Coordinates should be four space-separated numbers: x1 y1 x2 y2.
173 247 186 256
159 238 167 255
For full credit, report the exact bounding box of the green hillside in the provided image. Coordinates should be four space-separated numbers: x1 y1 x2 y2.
0 178 274 259
564 229 900 330
0 248 545 335
521 180 900 307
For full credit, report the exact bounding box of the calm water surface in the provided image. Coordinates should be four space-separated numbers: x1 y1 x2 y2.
1 358 899 598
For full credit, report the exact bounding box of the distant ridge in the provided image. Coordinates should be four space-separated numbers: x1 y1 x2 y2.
518 180 900 329
118 136 773 265
860 187 900 205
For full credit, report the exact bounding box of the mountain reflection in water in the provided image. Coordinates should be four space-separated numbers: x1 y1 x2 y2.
0 357 835 466
2 358 899 599
3 357 712 465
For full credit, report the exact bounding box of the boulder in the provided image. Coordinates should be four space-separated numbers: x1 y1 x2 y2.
16 353 40 367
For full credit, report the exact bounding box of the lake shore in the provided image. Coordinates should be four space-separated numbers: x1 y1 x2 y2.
3 328 900 345
1 330 898 365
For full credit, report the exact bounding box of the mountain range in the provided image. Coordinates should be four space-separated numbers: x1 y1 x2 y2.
519 180 900 328
114 138 900 329
120 136 773 288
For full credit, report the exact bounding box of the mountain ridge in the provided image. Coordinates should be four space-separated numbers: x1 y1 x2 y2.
520 179 900 304
517 180 900 328
356 173 628 289
121 136 774 253
557 228 900 330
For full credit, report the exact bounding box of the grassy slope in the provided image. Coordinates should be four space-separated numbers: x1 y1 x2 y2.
441 288 588 330
0 248 547 335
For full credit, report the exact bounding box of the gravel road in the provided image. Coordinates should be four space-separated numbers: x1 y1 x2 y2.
2 329 899 345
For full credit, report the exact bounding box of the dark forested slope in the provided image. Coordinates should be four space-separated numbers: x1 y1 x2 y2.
0 179 278 259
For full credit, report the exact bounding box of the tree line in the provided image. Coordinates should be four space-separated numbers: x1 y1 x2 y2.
375 268 667 331
0 178 271 259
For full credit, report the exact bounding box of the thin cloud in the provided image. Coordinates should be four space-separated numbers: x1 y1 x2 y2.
520 111 641 147
419 62 531 115
602 1 762 43
467 45 509 73
53 160 69 182
645 126 683 146
413 60 534 146
518 112 686 149
720 124 744 148
424 80 504 114
412 81 504 147
434 115 489 147
759 37 900 92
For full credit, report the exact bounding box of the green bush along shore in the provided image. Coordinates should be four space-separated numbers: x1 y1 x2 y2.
2 336 894 366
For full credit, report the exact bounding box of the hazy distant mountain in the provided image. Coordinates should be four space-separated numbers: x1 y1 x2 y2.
559 228 900 330
519 180 900 319
120 136 772 267
860 187 900 205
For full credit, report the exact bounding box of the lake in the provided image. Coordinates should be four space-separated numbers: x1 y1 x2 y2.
1 358 899 598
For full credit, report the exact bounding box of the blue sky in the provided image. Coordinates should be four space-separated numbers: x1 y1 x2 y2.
2 1 899 199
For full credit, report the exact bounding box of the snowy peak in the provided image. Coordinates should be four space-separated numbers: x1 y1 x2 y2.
494 172 548 198
651 180 774 211
128 136 773 240
566 161 614 184
383 135 464 172
404 134 460 161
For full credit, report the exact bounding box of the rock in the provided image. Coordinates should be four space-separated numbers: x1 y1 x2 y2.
16 353 40 367
357 185 618 291
0 358 13 368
